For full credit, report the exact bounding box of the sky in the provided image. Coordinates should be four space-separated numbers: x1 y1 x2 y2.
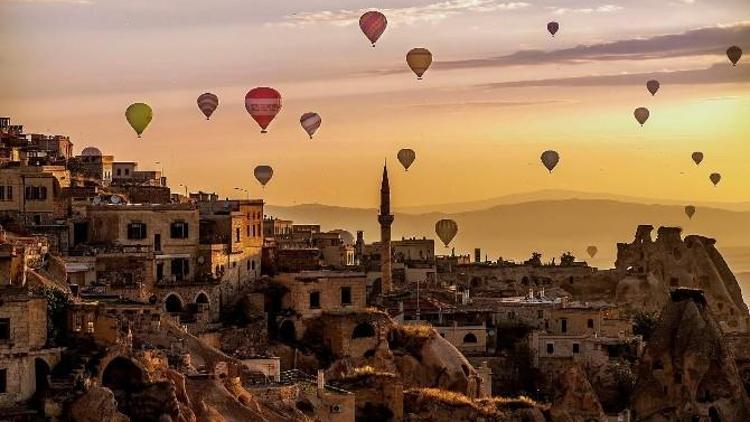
1 0 749 208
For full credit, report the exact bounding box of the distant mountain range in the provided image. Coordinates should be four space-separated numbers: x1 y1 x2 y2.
266 193 750 273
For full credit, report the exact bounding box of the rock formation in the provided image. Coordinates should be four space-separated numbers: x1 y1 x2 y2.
548 365 606 422
403 388 545 421
632 288 750 421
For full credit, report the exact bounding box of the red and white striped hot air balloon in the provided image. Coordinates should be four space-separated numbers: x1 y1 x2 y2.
300 112 322 139
197 93 219 120
359 11 387 47
245 87 282 133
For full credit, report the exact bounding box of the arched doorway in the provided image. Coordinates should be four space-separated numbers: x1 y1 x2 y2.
102 357 146 393
33 358 50 405
164 294 183 313
195 292 209 305
463 333 478 344
279 320 296 343
352 322 376 339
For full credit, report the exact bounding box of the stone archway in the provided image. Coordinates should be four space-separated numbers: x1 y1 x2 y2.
195 292 209 305
102 356 147 393
352 322 376 339
463 333 478 344
164 293 184 313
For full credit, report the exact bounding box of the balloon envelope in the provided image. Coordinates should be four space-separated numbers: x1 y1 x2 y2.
359 11 387 46
586 246 598 258
634 107 650 126
685 206 696 219
125 103 153 138
646 80 660 96
691 152 704 165
540 150 560 173
197 93 219 120
727 45 742 66
397 149 416 171
547 21 559 36
710 173 721 186
300 112 322 138
435 219 458 247
245 87 282 133
254 165 274 186
406 48 433 79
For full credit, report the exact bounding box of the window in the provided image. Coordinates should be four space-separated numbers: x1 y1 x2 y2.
124 168 130 176
127 223 147 240
116 168 122 176
587 319 594 329
537 310 544 319
573 343 580 354
170 221 189 239
546 343 554 354
0 318 9 341
561 318 568 333
247 225 251 237
341 287 352 305
309 291 321 309
0 186 4 201
6 186 11 201
171 258 190 281
252 225 256 237
235 227 240 242
0 368 6 393
463 333 478 344
25 186 45 200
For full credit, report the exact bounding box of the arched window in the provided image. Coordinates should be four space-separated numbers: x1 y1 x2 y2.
463 333 478 343
195 293 209 305
352 322 376 339
165 294 183 313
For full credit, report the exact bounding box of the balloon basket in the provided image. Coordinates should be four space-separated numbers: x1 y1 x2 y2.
261 130 268 134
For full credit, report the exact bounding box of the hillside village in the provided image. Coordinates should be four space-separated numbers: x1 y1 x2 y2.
2 117 750 421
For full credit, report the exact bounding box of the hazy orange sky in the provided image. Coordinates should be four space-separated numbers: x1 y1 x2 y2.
1 0 749 208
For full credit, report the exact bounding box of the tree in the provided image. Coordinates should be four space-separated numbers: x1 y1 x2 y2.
525 252 542 266
633 310 660 342
34 286 71 346
560 251 575 267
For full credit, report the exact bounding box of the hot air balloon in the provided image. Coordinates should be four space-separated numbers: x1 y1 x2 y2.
547 22 559 37
646 80 660 96
359 11 387 47
691 152 704 166
435 219 458 247
406 48 433 80
710 173 721 186
300 112 322 139
685 205 696 219
540 150 560 173
254 165 273 187
634 107 650 126
727 46 742 66
197 93 219 120
245 87 282 133
586 246 598 258
397 149 416 171
125 103 153 138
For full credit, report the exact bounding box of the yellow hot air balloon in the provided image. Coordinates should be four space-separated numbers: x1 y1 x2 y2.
406 48 433 80
125 103 153 138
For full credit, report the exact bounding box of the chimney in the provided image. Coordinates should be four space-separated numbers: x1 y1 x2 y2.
528 288 533 300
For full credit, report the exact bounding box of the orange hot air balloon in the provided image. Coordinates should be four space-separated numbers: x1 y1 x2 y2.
547 21 559 37
197 93 219 120
245 87 282 133
540 150 560 173
709 173 721 186
646 80 660 96
406 48 433 80
691 152 704 166
685 205 696 219
397 148 416 171
727 46 742 66
435 219 458 247
359 11 387 47
634 107 650 126
300 112 322 139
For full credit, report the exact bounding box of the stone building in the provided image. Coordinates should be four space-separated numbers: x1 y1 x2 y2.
0 165 70 228
263 216 293 238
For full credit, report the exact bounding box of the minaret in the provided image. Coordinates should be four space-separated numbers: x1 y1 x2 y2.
378 164 394 294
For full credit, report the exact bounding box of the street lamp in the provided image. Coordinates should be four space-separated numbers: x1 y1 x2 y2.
234 187 249 200
179 183 188 197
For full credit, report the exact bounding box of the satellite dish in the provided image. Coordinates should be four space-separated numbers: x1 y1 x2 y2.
92 196 102 205
197 256 205 264
111 196 122 205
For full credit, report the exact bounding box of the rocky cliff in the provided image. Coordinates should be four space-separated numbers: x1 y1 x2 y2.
632 288 750 421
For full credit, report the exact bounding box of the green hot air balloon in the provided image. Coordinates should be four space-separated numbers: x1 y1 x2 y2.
126 103 153 138
685 205 696 219
435 219 458 247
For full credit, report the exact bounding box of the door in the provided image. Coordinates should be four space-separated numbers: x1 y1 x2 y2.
73 222 88 246
154 234 161 252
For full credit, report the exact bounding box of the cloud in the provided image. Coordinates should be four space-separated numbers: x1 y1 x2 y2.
477 63 750 89
548 4 623 15
1 0 93 4
275 1 531 27
402 99 575 110
435 22 750 70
